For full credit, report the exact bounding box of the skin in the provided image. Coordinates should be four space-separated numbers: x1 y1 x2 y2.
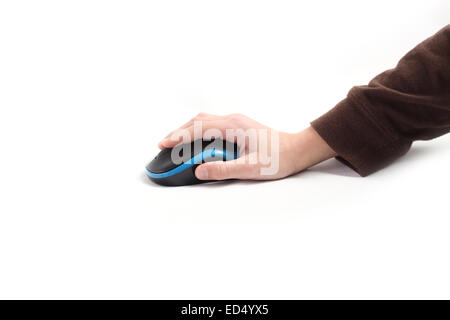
158 113 337 181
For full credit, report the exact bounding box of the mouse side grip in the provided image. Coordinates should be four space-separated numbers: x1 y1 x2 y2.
149 165 202 186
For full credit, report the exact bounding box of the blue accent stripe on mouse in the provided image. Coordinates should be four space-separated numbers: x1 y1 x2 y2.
145 139 239 186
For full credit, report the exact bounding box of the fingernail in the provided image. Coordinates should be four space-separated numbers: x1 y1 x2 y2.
196 167 208 180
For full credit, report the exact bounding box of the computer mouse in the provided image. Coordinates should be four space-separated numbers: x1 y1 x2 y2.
145 138 239 186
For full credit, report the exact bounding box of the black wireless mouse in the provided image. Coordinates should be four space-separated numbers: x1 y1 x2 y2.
145 139 239 186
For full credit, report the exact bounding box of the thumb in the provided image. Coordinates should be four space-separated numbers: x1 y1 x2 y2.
195 156 258 180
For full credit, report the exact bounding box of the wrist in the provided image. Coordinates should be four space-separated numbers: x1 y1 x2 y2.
290 126 337 173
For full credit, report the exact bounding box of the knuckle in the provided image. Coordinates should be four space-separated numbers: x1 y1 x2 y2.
228 113 244 122
210 163 227 179
216 166 227 179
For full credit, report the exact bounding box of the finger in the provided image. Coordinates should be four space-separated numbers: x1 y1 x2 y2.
158 113 225 149
158 119 236 149
195 155 259 180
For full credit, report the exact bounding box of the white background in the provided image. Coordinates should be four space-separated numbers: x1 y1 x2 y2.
0 1 449 299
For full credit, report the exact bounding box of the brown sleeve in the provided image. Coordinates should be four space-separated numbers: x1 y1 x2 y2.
311 25 450 176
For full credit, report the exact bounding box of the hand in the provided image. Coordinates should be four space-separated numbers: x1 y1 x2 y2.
158 113 336 181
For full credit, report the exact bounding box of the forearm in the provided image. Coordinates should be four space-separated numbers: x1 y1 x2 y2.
311 25 450 176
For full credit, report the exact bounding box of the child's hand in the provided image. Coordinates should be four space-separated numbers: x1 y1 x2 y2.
158 113 336 180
